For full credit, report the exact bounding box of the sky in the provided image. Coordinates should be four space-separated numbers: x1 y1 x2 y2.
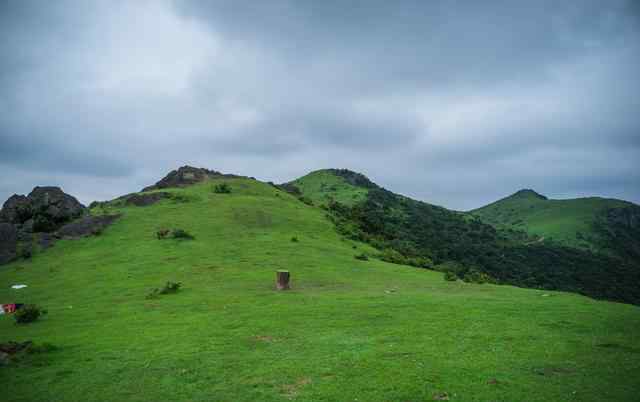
1 0 639 210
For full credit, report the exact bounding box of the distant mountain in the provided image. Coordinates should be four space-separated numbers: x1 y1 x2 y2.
288 170 640 304
471 189 640 259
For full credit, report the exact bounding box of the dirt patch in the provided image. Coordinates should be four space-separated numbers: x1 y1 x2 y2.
281 377 311 399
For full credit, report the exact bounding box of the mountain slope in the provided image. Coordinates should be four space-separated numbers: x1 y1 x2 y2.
290 170 640 305
1 172 639 401
470 189 637 251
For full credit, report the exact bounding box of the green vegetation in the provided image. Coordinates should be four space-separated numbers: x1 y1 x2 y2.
1 175 639 401
14 304 47 324
470 189 635 250
213 183 232 194
300 171 640 304
287 169 372 206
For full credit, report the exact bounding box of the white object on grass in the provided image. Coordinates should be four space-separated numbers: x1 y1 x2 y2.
11 284 27 289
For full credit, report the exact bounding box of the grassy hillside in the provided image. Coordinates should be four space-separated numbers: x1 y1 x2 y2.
292 171 640 305
286 169 373 206
2 176 639 401
470 189 634 250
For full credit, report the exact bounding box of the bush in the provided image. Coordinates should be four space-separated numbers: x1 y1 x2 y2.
379 248 408 265
462 268 492 284
172 229 194 240
291 236 299 242
298 196 314 206
156 229 170 239
146 281 182 299
444 271 459 281
14 304 47 324
213 183 231 194
355 253 369 261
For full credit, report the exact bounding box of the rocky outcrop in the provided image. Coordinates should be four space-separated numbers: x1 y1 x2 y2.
142 166 243 192
0 186 92 265
0 223 18 265
0 186 86 229
56 214 120 239
28 186 85 223
124 192 172 207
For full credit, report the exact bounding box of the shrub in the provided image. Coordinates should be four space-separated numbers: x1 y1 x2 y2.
355 253 369 261
462 268 492 284
146 281 182 299
379 248 408 265
213 183 231 194
299 196 314 206
291 236 299 242
172 229 194 240
444 271 459 281
14 304 47 324
156 229 170 239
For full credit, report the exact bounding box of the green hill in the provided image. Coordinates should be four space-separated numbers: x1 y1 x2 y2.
471 189 632 247
1 170 640 401
289 170 640 305
285 169 376 206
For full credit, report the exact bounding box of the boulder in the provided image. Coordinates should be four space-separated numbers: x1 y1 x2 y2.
0 195 32 224
28 186 85 223
0 223 18 264
56 214 120 238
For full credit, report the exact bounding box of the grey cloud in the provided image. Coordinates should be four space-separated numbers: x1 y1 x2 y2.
0 0 639 209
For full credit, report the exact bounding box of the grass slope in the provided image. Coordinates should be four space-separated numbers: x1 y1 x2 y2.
471 189 634 250
1 178 640 401
288 169 370 206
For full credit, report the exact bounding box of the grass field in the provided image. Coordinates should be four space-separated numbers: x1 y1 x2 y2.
1 178 639 401
471 189 633 249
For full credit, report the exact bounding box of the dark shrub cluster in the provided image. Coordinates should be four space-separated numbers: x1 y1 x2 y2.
147 281 182 299
14 304 47 324
172 229 194 240
354 253 369 261
291 236 299 242
444 271 459 281
325 188 640 305
156 229 170 239
213 183 231 194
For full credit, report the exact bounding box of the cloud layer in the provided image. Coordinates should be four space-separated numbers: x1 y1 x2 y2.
1 0 639 209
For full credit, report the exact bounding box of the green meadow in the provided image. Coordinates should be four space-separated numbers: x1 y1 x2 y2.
1 178 639 401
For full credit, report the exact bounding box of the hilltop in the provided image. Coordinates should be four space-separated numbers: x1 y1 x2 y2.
471 189 640 258
0 167 639 401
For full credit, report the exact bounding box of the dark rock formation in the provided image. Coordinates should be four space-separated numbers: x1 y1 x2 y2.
0 223 18 264
143 165 243 191
56 214 120 239
28 186 85 223
0 186 90 265
124 192 172 207
0 195 32 224
0 186 86 229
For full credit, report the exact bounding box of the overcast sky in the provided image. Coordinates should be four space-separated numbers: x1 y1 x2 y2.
1 0 639 210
